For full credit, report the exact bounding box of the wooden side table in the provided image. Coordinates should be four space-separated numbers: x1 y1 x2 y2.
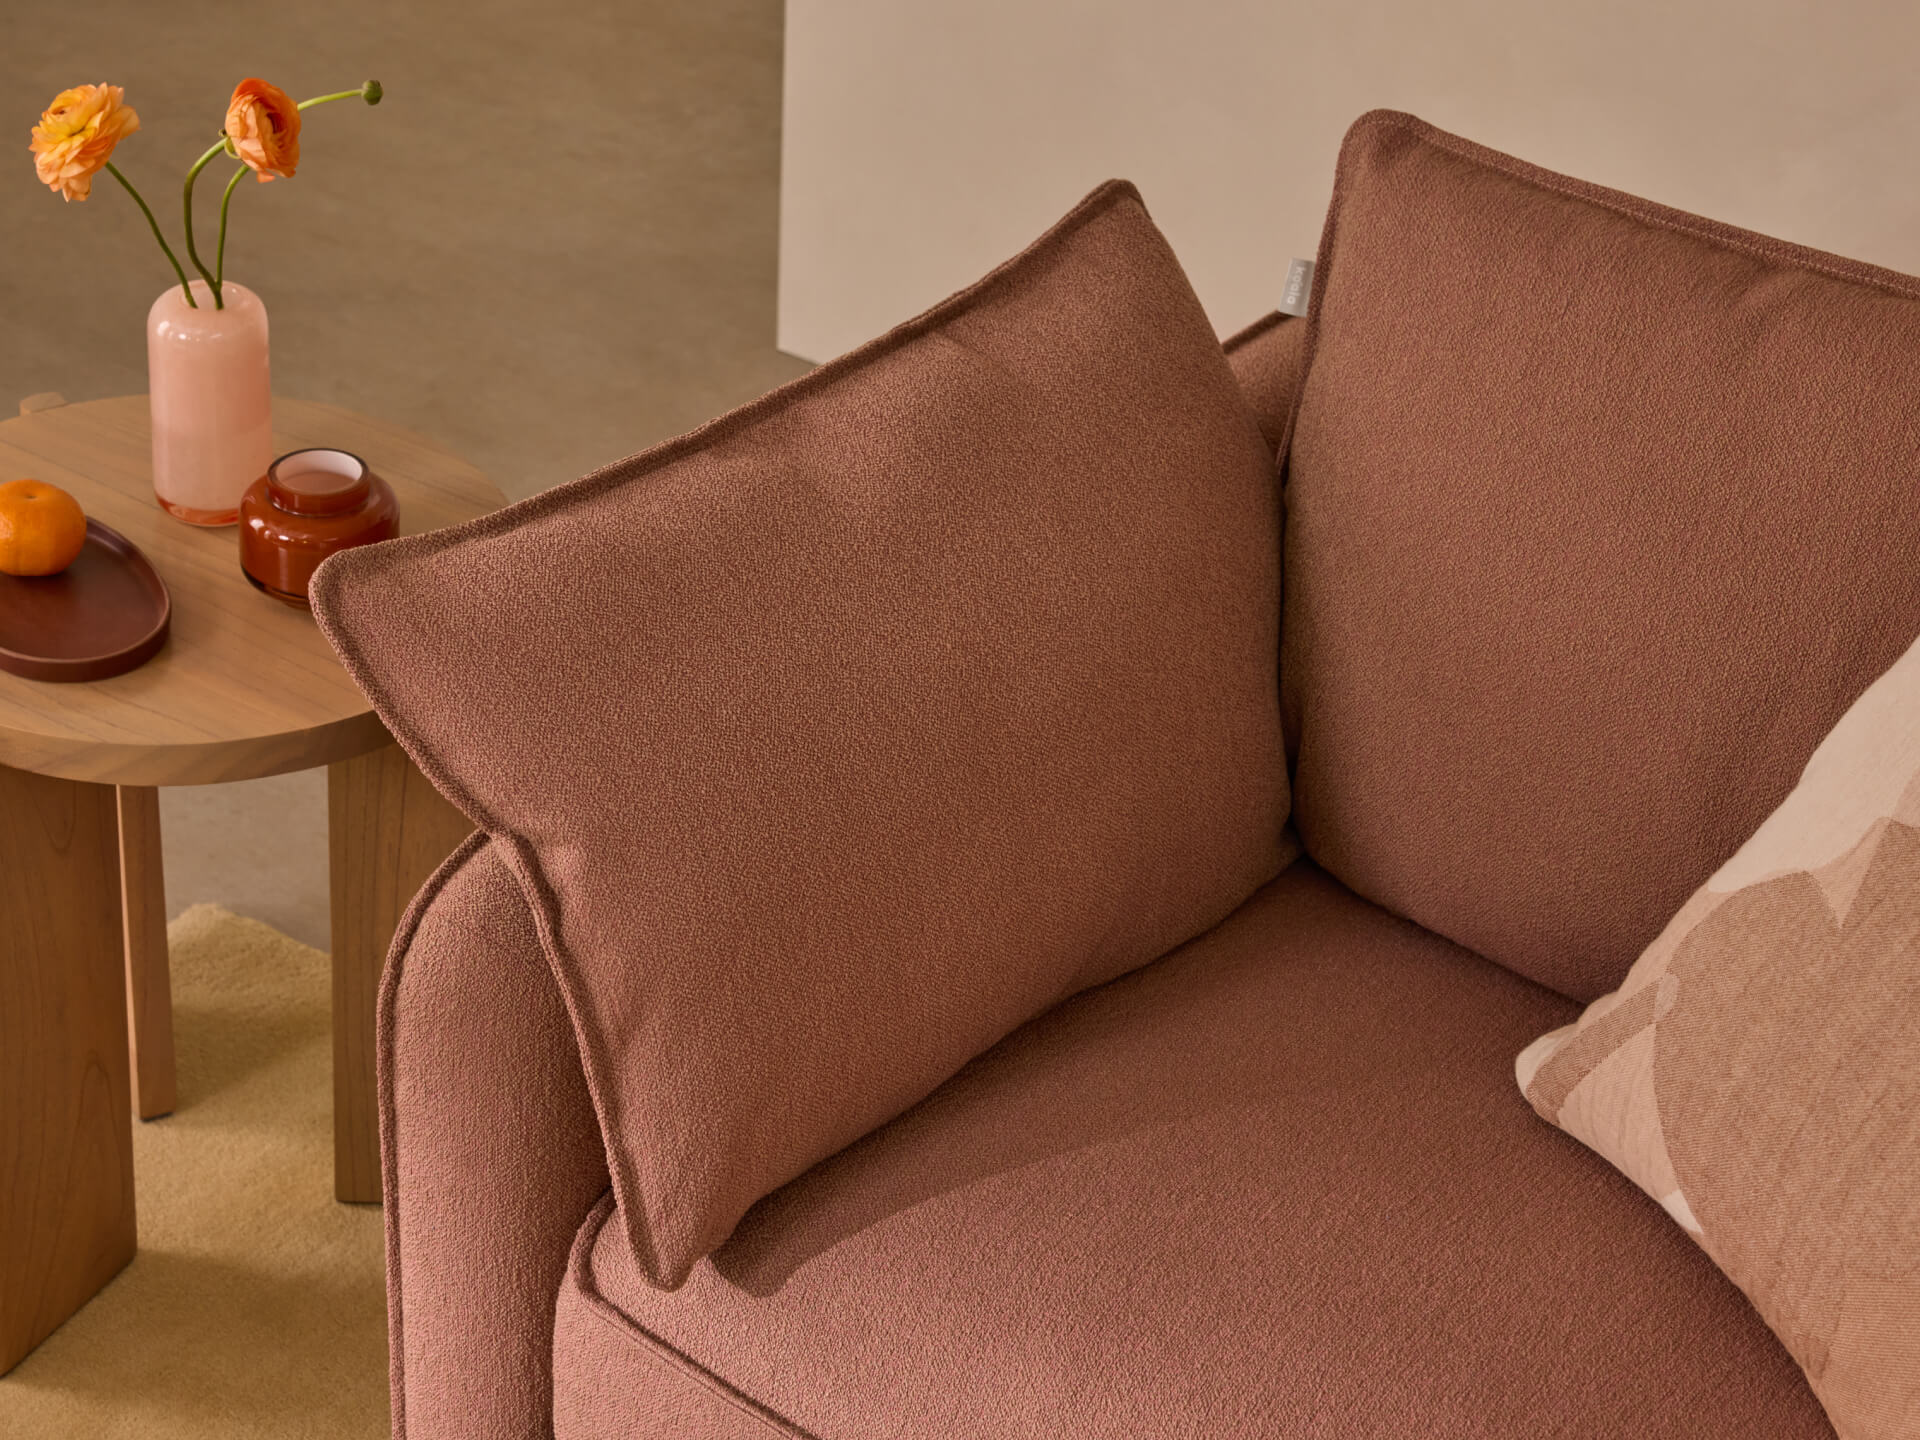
0 395 502 1374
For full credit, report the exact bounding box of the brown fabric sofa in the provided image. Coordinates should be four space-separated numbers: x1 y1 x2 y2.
357 112 1920 1437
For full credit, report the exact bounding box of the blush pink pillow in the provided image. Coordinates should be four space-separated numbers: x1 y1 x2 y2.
312 180 1291 1288
1519 631 1920 1440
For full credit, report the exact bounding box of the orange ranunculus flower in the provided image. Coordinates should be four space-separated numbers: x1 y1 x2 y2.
225 79 301 183
29 84 140 202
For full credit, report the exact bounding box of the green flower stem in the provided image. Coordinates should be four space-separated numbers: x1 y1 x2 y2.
191 83 381 307
182 138 227 307
296 88 370 111
215 164 247 289
105 162 196 307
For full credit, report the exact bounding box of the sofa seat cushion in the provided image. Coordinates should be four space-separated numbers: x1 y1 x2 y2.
551 862 1829 1439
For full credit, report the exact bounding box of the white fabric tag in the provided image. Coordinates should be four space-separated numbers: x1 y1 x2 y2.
1280 258 1315 317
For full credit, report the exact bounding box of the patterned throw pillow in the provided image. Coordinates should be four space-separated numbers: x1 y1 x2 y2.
1518 633 1920 1440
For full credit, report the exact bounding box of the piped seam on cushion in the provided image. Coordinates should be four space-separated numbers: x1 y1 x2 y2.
312 175 1174 1291
309 179 1149 593
377 826 493 1440
1220 310 1306 469
379 830 623 1440
1281 107 1920 1004
483 828 675 1286
1220 310 1289 356
565 1194 815 1440
1290 107 1920 523
1344 110 1920 302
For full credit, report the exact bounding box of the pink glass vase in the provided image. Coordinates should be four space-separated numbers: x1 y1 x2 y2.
147 279 272 526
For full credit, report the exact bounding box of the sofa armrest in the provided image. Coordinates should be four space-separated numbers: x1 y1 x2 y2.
381 833 611 1440
1222 311 1308 461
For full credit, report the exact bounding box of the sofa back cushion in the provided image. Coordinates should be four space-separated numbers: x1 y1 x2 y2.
1284 110 1920 1001
312 181 1291 1289
1222 311 1308 459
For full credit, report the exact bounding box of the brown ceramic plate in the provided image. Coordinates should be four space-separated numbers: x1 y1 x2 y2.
0 519 171 682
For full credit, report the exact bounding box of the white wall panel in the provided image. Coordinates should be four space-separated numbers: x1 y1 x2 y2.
779 1 1920 361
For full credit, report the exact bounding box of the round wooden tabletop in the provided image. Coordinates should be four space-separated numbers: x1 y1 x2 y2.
0 397 503 786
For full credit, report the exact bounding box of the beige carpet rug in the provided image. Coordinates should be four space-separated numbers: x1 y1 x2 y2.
0 905 389 1438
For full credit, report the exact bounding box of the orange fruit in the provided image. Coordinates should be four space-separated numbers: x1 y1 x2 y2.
0 479 89 577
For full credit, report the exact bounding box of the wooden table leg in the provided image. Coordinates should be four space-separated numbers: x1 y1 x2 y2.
0 762 137 1375
328 744 474 1204
117 786 177 1120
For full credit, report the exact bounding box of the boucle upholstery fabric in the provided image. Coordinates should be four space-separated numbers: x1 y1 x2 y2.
556 862 1830 1439
1221 310 1306 459
1521 632 1920 1440
313 179 1290 1287
553 1262 783 1440
1284 110 1920 1002
380 835 610 1440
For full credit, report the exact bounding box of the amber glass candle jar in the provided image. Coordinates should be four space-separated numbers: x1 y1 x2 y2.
239 448 398 609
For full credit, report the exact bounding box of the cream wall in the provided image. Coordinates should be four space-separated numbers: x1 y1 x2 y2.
777 0 1920 362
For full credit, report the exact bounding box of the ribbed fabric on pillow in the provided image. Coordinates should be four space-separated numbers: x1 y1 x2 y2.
1285 110 1920 1002
312 181 1291 1289
1519 631 1920 1440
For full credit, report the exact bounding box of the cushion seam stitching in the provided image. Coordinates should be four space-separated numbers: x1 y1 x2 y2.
569 1197 816 1440
1355 111 1920 299
378 826 492 1440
